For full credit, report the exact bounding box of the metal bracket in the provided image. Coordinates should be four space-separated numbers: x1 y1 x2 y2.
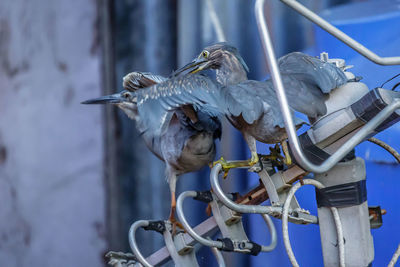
163 221 200 267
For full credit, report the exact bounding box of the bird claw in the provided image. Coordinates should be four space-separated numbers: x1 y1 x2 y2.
168 217 185 236
212 157 230 179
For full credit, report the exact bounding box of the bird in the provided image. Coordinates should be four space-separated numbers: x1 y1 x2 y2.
82 71 222 231
107 72 307 179
171 43 348 171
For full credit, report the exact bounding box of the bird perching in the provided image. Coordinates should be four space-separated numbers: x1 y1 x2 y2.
172 43 348 174
82 72 222 232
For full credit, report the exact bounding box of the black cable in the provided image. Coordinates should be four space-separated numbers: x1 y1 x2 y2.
380 73 400 88
392 81 400 91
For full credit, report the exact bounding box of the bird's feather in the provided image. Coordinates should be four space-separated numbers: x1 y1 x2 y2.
123 72 167 91
277 52 348 118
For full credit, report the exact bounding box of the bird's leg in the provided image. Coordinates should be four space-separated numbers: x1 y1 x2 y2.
281 140 292 166
167 170 184 235
212 134 259 178
168 191 185 235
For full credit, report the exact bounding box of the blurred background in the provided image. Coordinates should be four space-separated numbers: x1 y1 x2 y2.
0 0 399 266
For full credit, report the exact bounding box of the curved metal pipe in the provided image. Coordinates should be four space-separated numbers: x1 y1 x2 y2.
281 0 400 66
255 0 400 173
176 191 224 249
209 240 227 267
260 214 278 252
128 220 153 267
210 164 282 214
282 179 345 267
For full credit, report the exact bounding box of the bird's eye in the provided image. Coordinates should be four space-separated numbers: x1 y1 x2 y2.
123 92 130 98
202 51 209 58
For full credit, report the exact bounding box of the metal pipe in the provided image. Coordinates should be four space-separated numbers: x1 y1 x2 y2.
128 220 153 267
281 0 400 65
260 214 278 252
176 191 224 249
209 239 227 267
206 0 226 42
255 0 400 173
282 179 345 267
388 244 400 267
210 163 282 214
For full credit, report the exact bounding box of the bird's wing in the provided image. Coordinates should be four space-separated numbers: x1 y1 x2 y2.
278 52 347 93
222 81 266 125
123 72 167 91
225 80 305 128
277 52 348 118
135 74 223 136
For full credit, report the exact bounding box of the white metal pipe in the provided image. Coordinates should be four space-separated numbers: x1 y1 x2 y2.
260 214 278 252
210 163 282 215
255 0 400 173
282 179 345 267
388 244 400 267
209 240 227 267
129 220 154 267
206 0 226 42
176 190 224 249
281 0 400 65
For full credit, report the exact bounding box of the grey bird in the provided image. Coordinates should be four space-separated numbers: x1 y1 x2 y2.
82 72 222 228
172 43 348 170
110 73 306 177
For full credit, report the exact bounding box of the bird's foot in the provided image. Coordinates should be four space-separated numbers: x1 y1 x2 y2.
205 203 212 217
212 154 259 178
168 217 185 236
263 145 285 166
212 157 230 178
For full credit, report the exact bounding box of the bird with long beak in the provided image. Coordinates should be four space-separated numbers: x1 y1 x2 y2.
82 72 222 232
172 43 348 173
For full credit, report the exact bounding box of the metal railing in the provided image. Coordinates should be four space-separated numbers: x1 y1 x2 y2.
255 0 400 173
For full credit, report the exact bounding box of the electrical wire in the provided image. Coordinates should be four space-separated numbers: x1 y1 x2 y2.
282 179 345 267
392 81 400 91
380 73 400 88
367 137 400 163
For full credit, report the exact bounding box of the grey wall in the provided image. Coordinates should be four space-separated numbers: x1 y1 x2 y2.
0 0 106 266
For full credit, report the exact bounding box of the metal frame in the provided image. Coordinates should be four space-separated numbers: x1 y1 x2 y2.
255 0 400 174
280 0 400 65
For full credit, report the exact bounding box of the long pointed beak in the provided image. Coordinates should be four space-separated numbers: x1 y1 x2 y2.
81 93 123 104
171 59 207 77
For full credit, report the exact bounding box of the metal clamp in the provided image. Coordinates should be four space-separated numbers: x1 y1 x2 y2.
255 0 400 174
162 221 200 267
176 190 277 254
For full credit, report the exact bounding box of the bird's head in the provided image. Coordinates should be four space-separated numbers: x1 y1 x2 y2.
172 43 249 81
81 90 138 119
